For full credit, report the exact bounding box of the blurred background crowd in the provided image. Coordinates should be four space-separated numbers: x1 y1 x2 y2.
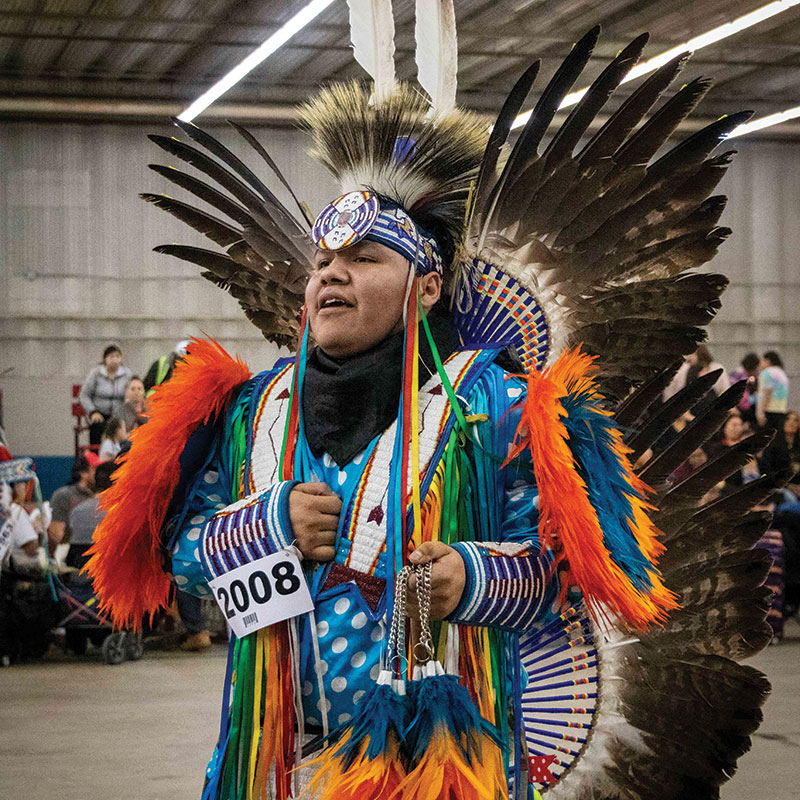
1 338 797 666
1 339 220 665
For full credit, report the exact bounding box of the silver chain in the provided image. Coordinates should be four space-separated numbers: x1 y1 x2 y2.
387 562 435 673
388 565 413 671
414 561 435 663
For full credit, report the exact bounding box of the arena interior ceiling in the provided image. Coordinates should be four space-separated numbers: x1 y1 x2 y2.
0 0 799 135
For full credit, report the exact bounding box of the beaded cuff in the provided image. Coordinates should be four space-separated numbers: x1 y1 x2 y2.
449 541 555 632
199 480 298 582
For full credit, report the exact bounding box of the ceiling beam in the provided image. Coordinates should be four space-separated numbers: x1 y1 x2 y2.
1 32 795 75
3 95 800 139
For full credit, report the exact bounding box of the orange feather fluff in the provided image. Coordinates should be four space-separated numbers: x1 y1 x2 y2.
304 736 406 800
389 727 507 800
506 348 676 630
85 338 251 629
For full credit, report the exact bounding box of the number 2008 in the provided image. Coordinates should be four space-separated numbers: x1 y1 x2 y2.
215 561 301 619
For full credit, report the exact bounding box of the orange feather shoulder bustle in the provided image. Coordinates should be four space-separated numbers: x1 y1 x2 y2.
85 338 251 629
507 348 677 630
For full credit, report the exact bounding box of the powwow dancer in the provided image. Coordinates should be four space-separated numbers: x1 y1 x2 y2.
88 4 786 798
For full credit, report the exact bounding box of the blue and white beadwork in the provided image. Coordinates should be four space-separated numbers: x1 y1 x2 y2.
312 190 380 251
519 604 598 791
312 189 443 275
453 260 550 372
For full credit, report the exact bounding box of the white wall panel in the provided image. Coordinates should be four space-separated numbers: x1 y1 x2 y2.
710 139 800 401
1 122 799 455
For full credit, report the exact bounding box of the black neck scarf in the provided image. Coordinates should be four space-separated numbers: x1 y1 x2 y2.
302 312 459 467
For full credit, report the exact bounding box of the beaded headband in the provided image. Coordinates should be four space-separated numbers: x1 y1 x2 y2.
312 190 443 276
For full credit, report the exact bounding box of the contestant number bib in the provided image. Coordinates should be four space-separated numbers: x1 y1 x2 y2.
209 550 313 638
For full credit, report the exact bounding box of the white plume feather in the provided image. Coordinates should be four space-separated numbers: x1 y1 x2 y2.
347 0 396 101
414 0 458 113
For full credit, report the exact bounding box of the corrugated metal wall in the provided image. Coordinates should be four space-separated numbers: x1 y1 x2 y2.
0 121 337 455
1 123 799 455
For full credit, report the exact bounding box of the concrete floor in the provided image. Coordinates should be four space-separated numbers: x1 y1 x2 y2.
1 622 799 800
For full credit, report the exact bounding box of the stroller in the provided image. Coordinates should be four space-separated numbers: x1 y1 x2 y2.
56 569 143 664
0 565 143 665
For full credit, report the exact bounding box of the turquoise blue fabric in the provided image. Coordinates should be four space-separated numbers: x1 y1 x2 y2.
167 357 548 729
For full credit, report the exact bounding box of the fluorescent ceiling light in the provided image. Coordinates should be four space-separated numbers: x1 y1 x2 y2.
727 104 800 136
179 0 336 122
511 0 800 129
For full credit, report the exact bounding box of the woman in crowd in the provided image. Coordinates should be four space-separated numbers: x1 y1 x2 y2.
664 344 730 406
118 376 148 432
757 350 790 432
98 417 127 462
78 345 132 446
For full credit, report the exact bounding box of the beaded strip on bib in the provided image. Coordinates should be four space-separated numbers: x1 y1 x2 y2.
247 349 490 580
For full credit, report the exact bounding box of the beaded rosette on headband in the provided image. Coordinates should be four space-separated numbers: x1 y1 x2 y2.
312 190 444 277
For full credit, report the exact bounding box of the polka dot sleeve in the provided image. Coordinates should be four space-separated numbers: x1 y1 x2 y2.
171 464 233 596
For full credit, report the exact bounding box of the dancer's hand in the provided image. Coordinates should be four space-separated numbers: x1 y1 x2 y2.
407 542 466 620
289 482 341 561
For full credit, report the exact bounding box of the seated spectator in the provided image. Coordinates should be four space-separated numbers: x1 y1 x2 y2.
5 464 50 534
5 479 48 572
118 376 148 432
664 345 730 409
98 417 127 462
66 460 117 570
729 352 759 425
1 458 40 568
1 457 44 664
47 453 100 553
79 344 133 446
756 350 789 432
708 412 747 489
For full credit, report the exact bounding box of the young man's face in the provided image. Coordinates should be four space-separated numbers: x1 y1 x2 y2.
305 241 418 358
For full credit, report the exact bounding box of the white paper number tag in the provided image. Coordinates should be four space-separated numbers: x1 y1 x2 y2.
208 550 314 638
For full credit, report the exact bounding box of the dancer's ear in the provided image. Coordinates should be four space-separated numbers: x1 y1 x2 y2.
418 272 442 313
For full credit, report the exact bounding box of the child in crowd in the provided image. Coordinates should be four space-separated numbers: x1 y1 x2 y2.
98 417 127 462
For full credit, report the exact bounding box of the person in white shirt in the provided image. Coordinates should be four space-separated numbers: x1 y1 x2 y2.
0 456 41 569
664 345 731 402
98 417 128 462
